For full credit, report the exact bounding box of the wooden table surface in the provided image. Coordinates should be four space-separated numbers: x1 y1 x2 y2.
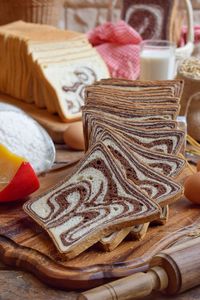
0 148 200 300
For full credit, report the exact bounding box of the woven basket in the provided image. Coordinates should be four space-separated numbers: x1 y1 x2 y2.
185 92 200 141
0 0 62 27
176 56 200 141
175 0 194 63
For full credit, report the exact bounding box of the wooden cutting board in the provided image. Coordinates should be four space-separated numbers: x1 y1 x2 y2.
0 153 200 291
0 93 77 143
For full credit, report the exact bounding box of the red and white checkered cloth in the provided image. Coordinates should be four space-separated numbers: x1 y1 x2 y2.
87 21 142 80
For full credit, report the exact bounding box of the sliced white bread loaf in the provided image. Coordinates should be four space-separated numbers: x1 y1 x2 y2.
0 21 110 121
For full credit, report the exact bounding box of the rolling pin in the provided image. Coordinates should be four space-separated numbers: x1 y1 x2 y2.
79 237 200 300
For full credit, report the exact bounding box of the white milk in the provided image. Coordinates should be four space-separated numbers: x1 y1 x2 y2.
140 49 175 80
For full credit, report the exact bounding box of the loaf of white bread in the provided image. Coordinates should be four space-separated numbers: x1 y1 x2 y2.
24 79 186 259
0 21 109 121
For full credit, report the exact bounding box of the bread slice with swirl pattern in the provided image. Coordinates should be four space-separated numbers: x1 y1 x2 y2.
99 129 183 206
82 108 178 150
82 109 178 130
87 120 184 156
94 79 184 98
85 85 181 107
83 104 179 122
24 142 160 258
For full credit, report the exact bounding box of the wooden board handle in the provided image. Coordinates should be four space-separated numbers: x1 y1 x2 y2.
0 234 104 290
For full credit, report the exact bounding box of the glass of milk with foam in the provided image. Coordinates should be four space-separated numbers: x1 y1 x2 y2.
140 40 176 80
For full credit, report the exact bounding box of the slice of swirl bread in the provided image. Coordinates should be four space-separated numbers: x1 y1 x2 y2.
82 109 178 147
129 205 169 240
100 203 170 251
100 204 170 251
98 226 133 252
94 79 184 98
99 129 183 206
24 142 160 258
86 94 180 108
88 120 185 155
89 123 185 178
85 85 180 106
83 104 179 122
87 85 178 96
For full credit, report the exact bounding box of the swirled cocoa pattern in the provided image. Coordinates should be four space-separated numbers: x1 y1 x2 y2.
89 123 185 178
25 143 159 253
84 112 177 131
62 67 97 114
84 105 178 121
89 121 184 155
99 130 182 205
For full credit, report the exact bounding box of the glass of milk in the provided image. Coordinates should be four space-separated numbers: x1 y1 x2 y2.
140 40 176 80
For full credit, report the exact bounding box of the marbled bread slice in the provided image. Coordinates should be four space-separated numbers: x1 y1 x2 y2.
86 94 180 108
95 78 184 98
82 109 178 149
87 120 185 155
99 129 183 206
101 204 169 251
87 83 177 96
85 86 180 106
129 205 169 240
82 104 179 122
98 227 132 251
88 122 185 177
24 142 160 258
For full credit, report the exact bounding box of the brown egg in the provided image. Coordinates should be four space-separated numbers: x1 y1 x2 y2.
63 121 85 150
197 160 200 172
184 172 200 204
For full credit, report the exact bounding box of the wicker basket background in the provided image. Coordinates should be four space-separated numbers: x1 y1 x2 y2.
177 67 200 141
0 0 63 27
187 93 200 141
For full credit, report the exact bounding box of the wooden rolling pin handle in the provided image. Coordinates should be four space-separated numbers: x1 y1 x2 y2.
80 237 200 300
78 266 168 300
151 236 200 295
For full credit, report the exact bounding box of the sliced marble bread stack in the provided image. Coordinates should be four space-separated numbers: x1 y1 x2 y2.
82 78 186 251
0 21 109 121
24 79 185 259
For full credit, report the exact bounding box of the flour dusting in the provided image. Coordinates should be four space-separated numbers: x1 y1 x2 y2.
0 111 55 174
